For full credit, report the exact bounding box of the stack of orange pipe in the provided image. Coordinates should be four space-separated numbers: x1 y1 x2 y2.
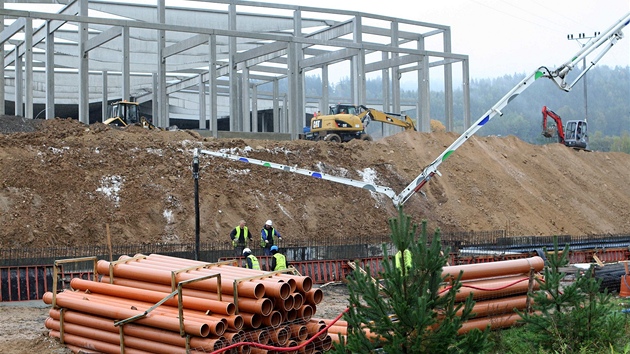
44 253 335 354
327 256 545 344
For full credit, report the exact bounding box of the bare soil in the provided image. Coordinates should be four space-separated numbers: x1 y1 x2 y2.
2 116 630 250
3 115 630 352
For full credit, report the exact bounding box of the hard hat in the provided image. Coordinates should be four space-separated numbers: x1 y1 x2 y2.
242 248 251 255
270 245 279 252
265 220 273 226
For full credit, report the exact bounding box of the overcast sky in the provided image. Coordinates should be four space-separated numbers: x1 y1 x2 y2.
271 0 630 80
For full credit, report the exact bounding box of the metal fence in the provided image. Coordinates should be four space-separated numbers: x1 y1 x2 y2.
1 231 629 268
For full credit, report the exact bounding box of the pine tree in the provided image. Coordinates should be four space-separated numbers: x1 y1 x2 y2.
517 237 628 353
333 207 489 353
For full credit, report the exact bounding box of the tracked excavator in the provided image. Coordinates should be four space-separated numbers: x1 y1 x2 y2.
302 104 416 142
103 101 160 130
541 106 589 150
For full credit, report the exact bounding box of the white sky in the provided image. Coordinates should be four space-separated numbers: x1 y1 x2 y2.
271 0 630 80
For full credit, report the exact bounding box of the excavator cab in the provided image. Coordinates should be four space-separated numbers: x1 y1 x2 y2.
104 101 140 126
564 120 589 149
104 101 161 130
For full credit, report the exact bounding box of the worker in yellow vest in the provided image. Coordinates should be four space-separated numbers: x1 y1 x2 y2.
395 249 412 274
230 220 251 256
242 248 260 270
270 245 287 271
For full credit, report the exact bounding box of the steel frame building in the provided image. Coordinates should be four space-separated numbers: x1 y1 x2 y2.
0 0 471 137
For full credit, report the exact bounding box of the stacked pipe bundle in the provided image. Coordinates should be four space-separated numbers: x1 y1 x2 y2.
43 254 335 354
327 256 545 342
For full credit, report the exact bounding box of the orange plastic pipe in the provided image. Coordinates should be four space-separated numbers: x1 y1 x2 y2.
321 335 333 351
97 260 264 299
48 309 226 351
122 259 293 301
134 255 302 302
284 339 299 354
43 291 211 337
274 295 294 311
261 310 283 327
451 274 540 302
244 328 270 345
46 318 194 354
297 339 315 354
286 308 298 322
292 292 304 310
208 313 244 331
239 312 262 329
458 312 520 335
298 304 314 322
269 326 289 345
304 288 323 306
48 330 151 354
71 278 235 315
222 329 245 344
311 318 348 327
57 289 227 336
305 321 327 340
328 325 347 336
459 295 529 318
288 324 308 341
146 254 311 293
101 276 274 316
142 256 297 296
442 256 544 281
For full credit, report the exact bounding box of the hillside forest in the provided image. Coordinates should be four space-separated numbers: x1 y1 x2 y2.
282 65 630 152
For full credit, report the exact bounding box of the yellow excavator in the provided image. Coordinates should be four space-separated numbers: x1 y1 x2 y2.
302 104 416 142
103 101 160 129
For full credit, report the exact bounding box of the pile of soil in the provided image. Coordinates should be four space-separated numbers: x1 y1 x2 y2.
2 116 630 249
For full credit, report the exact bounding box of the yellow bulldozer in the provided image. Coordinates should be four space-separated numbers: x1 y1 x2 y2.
302 104 416 142
103 101 160 129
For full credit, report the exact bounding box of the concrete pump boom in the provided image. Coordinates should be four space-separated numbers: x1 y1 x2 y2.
199 11 630 208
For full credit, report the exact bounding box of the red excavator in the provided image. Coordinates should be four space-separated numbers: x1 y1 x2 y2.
541 106 589 150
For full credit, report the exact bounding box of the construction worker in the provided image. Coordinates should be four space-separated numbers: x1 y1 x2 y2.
242 248 260 270
395 249 412 273
260 220 282 256
269 245 287 271
230 220 251 256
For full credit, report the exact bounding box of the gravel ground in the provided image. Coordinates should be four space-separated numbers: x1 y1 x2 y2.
0 115 43 134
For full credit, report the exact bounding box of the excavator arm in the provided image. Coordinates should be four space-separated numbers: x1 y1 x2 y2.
541 106 565 144
358 106 417 131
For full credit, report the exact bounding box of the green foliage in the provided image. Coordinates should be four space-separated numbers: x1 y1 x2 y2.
515 237 628 353
333 207 489 354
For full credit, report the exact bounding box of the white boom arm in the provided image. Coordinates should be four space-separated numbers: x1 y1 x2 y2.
199 11 630 208
198 149 398 200
393 11 630 206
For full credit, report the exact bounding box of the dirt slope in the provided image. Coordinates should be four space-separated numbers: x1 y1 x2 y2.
1 117 630 249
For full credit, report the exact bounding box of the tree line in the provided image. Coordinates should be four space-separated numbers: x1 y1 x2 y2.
291 65 630 152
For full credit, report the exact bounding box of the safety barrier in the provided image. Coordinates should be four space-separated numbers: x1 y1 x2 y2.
0 265 93 302
2 247 629 302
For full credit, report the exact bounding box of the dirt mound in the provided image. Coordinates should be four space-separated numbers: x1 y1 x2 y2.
1 117 630 249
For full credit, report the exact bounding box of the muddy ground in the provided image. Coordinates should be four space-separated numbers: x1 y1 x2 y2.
2 116 630 250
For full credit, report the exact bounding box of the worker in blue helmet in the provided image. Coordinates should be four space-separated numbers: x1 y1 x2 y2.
269 245 287 271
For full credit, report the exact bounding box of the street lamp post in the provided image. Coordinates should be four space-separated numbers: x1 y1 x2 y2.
567 32 600 122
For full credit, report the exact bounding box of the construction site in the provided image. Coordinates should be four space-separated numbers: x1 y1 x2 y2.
1 0 630 353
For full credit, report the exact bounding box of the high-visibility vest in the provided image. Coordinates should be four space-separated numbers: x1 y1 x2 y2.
395 249 412 272
273 253 287 271
246 254 260 270
233 226 249 247
261 228 279 247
